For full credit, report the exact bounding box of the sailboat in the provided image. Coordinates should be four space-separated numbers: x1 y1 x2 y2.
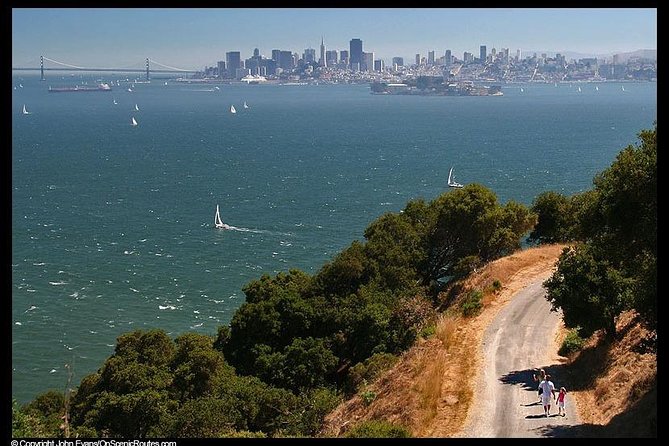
214 204 231 229
131 117 138 126
113 98 118 105
134 104 140 111
447 167 464 188
230 105 237 114
595 86 599 91
621 86 626 92
243 101 249 109
22 104 31 115
578 86 582 92
520 87 524 92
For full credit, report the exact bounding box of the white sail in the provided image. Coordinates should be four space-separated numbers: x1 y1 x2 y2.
595 86 599 91
621 86 625 92
215 204 229 229
134 104 139 111
448 166 464 188
578 86 582 92
22 104 31 115
243 101 249 109
131 117 138 126
230 105 237 114
113 99 118 105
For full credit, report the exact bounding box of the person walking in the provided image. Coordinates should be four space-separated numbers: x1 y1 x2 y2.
533 369 546 403
556 387 567 417
539 374 556 417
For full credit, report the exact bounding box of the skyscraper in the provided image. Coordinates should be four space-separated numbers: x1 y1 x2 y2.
415 54 420 65
480 45 487 63
226 51 241 77
349 38 363 69
444 50 452 66
428 50 435 65
320 36 327 67
392 57 404 67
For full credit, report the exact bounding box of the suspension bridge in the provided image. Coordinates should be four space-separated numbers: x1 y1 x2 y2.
12 56 199 80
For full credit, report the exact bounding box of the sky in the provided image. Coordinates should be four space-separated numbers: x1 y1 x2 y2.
12 8 657 70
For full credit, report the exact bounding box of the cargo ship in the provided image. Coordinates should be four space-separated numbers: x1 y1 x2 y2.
48 83 112 93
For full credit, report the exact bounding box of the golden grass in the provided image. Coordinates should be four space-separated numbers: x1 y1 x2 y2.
434 314 458 350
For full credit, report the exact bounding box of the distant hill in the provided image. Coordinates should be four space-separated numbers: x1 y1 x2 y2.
524 49 656 62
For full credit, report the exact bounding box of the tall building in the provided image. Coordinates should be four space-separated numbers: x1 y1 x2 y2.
225 52 241 77
320 36 327 67
480 45 487 63
464 51 474 63
362 52 374 72
349 38 363 69
326 50 338 66
516 48 521 62
428 50 435 65
415 53 421 65
253 48 260 58
279 50 294 70
340 50 349 67
272 49 281 63
444 49 452 66
374 59 384 72
392 56 404 67
303 48 316 64
217 61 226 78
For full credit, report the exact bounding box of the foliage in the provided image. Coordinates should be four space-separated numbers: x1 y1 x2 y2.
345 419 411 438
13 398 43 438
544 246 633 338
544 125 656 335
558 328 586 356
424 184 535 287
461 289 483 317
528 191 576 243
22 390 65 437
360 390 377 406
346 352 399 393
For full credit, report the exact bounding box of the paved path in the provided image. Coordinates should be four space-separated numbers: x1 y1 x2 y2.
459 278 581 437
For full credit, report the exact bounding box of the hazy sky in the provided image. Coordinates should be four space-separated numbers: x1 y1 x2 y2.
12 8 657 69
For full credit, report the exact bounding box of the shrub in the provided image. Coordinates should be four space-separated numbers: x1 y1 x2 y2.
558 328 586 356
345 419 411 438
346 353 398 393
492 279 502 291
360 390 377 406
461 290 483 317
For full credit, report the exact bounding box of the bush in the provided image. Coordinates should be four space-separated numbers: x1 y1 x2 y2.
419 324 436 339
558 329 586 356
461 290 483 317
492 279 502 291
360 390 376 406
346 353 398 393
345 419 411 438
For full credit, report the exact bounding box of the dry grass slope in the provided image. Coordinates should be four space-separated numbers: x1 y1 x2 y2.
319 244 566 437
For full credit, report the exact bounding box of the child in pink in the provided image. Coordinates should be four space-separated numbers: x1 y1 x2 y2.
556 387 567 416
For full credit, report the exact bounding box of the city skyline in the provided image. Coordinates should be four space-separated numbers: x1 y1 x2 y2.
12 8 657 70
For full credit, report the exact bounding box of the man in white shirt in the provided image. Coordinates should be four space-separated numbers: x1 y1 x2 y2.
539 374 556 417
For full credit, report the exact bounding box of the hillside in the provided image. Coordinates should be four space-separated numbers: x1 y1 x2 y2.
319 243 657 437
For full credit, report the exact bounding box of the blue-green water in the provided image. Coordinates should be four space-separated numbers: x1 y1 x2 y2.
12 74 656 402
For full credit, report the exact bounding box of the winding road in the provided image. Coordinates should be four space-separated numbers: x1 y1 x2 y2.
459 277 582 437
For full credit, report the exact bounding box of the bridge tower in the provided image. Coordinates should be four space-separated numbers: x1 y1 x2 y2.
40 55 45 81
146 58 150 81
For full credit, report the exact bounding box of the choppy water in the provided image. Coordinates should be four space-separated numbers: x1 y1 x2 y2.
12 74 656 402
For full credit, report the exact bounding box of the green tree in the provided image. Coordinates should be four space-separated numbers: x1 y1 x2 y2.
544 245 633 338
424 184 535 285
528 191 574 243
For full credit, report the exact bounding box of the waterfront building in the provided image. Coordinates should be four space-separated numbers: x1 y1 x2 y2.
272 49 281 63
279 50 294 70
217 61 226 78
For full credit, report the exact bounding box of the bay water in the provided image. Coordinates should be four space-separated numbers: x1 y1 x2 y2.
11 74 656 402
